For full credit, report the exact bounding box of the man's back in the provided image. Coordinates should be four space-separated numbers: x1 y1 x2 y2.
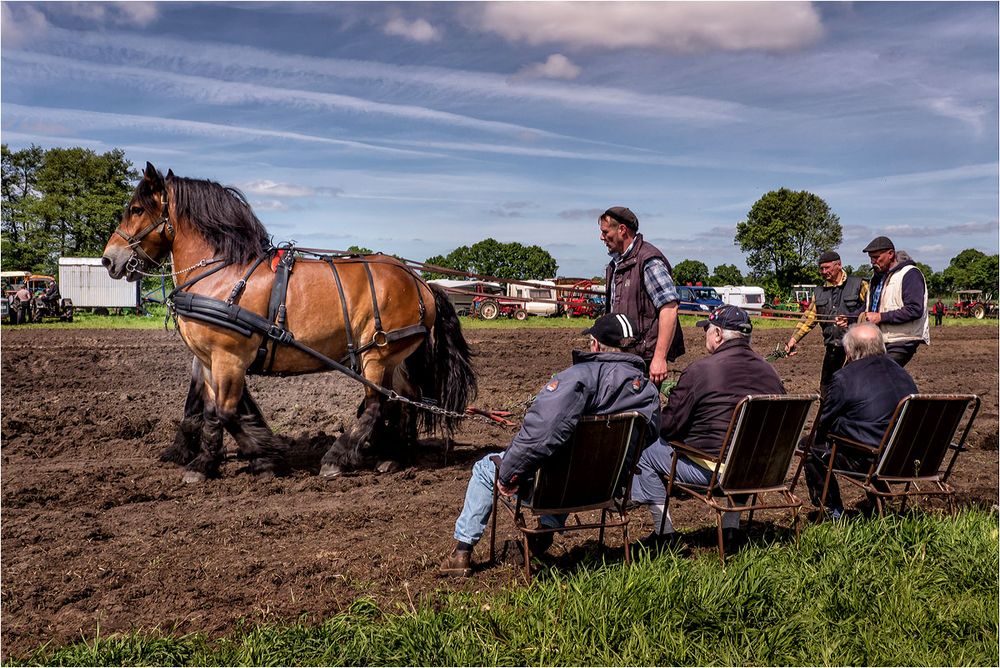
819 354 917 446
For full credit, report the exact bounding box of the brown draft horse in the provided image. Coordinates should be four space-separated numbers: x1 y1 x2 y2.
102 163 476 483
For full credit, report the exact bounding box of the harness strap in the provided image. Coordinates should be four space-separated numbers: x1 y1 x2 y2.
227 252 272 305
170 260 232 295
261 249 296 373
325 258 359 372
362 260 384 335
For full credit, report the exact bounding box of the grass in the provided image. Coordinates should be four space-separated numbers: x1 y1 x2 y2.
6 307 996 333
11 510 998 666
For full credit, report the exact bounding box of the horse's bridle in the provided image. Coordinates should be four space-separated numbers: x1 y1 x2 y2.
116 193 175 273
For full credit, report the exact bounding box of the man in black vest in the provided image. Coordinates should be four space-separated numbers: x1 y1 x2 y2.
784 251 868 397
600 206 683 386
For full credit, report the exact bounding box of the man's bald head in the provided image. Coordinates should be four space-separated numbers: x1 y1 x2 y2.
843 322 886 362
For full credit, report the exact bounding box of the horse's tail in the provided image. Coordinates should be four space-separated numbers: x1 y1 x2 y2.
406 284 477 436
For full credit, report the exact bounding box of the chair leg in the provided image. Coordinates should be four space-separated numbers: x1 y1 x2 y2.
817 443 838 522
792 506 801 548
521 534 532 583
899 482 911 514
488 480 500 564
623 519 631 566
598 508 607 547
747 493 758 528
716 513 726 566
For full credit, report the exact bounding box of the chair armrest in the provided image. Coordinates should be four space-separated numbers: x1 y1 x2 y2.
827 434 879 455
489 454 503 468
669 440 720 464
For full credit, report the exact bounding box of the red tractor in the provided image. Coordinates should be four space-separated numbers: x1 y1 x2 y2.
560 279 605 318
951 290 997 320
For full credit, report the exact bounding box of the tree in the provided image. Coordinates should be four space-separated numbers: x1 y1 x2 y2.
422 238 557 280
1 144 137 273
710 263 743 286
940 248 999 294
347 245 374 254
735 188 842 291
673 259 709 286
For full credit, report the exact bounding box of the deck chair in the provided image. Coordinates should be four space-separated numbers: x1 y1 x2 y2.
817 394 980 516
662 394 818 565
487 411 644 582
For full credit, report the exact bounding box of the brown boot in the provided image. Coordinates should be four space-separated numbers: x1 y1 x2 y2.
439 546 473 577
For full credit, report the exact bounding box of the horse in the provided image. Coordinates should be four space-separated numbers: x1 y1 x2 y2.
102 162 476 483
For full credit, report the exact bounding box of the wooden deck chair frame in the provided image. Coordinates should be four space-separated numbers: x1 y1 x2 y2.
487 411 644 582
817 394 980 517
662 394 819 565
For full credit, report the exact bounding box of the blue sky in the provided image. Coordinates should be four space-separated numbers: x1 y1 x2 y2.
2 1 997 277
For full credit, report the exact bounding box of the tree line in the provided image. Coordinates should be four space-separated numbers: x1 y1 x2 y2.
2 146 994 300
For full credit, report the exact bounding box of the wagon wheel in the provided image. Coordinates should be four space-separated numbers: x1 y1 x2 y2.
972 304 985 319
514 309 528 321
479 300 500 320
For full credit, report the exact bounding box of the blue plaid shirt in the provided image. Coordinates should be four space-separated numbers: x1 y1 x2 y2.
610 240 679 309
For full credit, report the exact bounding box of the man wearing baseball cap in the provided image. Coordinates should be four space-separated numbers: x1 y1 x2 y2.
861 236 929 367
784 250 869 397
440 313 661 577
630 305 785 550
599 206 684 386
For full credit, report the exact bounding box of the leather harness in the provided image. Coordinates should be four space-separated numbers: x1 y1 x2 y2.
167 246 428 377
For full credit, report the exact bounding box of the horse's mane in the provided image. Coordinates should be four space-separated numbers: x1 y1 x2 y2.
168 175 271 264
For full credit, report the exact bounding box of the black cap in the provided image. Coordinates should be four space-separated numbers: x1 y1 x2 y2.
863 236 895 253
696 305 753 334
582 313 637 348
817 251 840 264
603 206 638 231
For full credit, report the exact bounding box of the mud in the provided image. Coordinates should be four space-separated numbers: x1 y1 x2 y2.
2 324 997 658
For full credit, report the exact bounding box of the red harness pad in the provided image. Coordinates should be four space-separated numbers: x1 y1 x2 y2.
270 249 286 272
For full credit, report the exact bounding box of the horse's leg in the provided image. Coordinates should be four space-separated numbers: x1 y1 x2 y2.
229 385 286 476
319 387 383 477
370 366 419 473
161 357 206 465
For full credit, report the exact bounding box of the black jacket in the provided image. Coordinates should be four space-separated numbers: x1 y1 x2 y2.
816 354 918 446
661 338 785 459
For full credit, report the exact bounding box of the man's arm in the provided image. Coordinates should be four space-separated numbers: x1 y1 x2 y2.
642 258 679 385
786 300 818 354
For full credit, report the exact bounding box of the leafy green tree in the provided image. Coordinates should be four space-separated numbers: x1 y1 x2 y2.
673 259 709 286
735 188 842 290
1 144 137 273
940 249 999 295
844 264 873 280
710 264 743 286
347 245 374 254
422 238 557 280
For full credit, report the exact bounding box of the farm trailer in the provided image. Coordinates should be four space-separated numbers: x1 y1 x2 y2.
59 257 141 313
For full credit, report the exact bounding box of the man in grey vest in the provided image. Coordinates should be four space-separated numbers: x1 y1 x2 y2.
784 251 868 397
861 236 929 367
600 206 684 386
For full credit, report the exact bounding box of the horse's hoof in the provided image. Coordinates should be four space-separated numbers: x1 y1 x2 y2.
319 463 342 478
182 470 206 484
376 460 401 474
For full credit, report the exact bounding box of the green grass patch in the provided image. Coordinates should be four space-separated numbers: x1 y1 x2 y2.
13 510 998 666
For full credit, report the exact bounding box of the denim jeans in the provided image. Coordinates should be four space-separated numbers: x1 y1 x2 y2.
453 452 564 546
631 438 742 533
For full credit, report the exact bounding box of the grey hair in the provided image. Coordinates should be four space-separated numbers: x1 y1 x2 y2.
843 322 886 361
715 325 751 344
895 250 911 263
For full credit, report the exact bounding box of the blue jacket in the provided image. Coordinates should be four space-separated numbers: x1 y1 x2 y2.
498 350 660 487
817 354 918 446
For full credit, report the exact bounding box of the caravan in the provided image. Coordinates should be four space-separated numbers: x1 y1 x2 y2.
717 285 766 313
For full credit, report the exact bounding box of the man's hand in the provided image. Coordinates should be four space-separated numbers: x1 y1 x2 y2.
784 339 798 357
834 315 850 329
863 311 882 325
496 479 518 497
648 356 668 385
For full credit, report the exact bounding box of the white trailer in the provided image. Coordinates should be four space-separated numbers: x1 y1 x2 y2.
59 257 140 310
717 285 766 312
506 280 559 316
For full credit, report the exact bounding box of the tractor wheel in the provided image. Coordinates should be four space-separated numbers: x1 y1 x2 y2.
514 309 528 321
972 304 985 319
479 300 500 320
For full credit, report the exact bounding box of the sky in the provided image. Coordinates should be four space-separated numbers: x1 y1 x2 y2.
2 1 998 278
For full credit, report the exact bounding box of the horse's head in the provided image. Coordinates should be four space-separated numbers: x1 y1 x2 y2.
102 162 175 281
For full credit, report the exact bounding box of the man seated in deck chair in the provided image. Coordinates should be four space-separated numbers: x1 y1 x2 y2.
439 313 661 577
630 305 785 550
802 322 917 519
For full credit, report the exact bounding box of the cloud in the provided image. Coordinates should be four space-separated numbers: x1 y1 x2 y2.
60 1 159 26
558 208 604 220
1 3 50 46
924 96 988 136
383 16 442 43
513 54 581 81
240 180 343 198
473 2 824 52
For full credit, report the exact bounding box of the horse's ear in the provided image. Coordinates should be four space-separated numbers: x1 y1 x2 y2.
143 162 165 191
166 169 175 181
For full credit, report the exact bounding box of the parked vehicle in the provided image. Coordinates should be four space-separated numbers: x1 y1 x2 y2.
58 257 141 313
716 285 766 313
677 285 723 314
1 271 72 323
427 279 503 316
951 289 997 320
559 279 604 318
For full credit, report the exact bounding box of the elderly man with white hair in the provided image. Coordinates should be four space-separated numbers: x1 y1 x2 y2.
803 322 918 518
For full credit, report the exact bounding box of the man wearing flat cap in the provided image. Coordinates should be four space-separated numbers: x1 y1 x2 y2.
440 313 660 577
630 305 785 550
861 236 929 367
599 206 684 387
784 250 868 397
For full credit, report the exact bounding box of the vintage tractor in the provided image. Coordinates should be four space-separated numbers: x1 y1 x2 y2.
952 290 997 320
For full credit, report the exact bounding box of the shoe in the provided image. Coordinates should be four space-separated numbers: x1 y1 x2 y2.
438 546 473 577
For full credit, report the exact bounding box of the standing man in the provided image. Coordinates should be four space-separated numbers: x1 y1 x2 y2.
861 236 929 367
784 251 868 397
932 299 946 327
439 313 661 577
600 206 683 386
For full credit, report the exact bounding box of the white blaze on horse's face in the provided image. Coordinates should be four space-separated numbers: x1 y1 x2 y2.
102 162 170 281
